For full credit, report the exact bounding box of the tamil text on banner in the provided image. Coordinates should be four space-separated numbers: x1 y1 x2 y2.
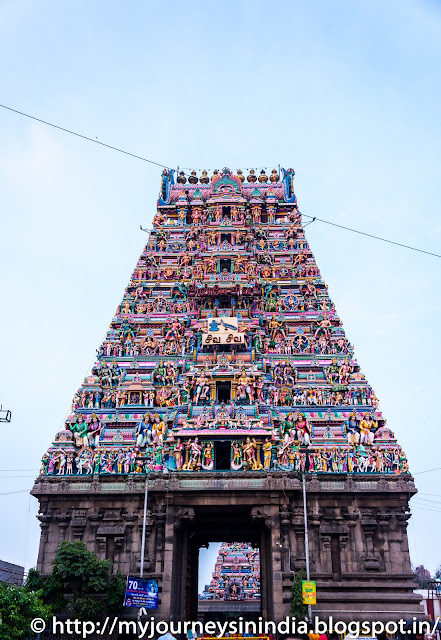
202 316 245 345
124 576 158 609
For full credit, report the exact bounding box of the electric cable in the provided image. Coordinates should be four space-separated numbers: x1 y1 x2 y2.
1 102 440 258
0 489 32 496
0 103 172 170
302 213 441 258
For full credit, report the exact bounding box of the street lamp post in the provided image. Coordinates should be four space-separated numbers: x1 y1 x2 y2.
302 473 312 621
140 472 149 579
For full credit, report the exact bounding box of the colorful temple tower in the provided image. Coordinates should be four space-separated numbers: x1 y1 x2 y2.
206 543 260 601
32 167 422 622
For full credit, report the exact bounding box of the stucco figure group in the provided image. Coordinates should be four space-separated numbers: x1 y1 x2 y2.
40 168 408 479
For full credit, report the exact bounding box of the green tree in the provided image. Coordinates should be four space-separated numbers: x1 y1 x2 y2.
290 569 309 620
434 565 441 580
52 541 112 618
0 583 51 640
106 571 127 614
26 567 65 612
27 541 127 619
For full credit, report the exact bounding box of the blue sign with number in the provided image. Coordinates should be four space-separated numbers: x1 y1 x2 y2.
124 576 158 609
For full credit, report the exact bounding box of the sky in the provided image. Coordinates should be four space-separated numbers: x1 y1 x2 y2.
1 0 441 584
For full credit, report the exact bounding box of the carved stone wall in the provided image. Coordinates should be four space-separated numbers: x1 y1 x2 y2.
31 472 423 622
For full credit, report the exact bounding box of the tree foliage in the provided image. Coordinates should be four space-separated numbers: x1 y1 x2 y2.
290 569 309 620
26 541 126 620
0 583 51 640
26 567 65 612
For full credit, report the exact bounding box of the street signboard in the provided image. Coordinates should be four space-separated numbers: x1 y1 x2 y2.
302 580 316 605
124 576 158 609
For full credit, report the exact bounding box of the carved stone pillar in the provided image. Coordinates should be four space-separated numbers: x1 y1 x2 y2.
376 512 392 572
320 534 332 573
342 509 359 574
71 510 86 542
292 523 306 569
36 515 51 572
114 537 124 569
154 513 165 574
280 507 291 574
158 501 176 619
169 506 194 622
58 522 68 544
361 509 379 571
96 536 107 559
251 505 274 621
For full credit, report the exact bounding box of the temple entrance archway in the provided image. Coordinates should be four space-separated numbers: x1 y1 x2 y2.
170 504 274 622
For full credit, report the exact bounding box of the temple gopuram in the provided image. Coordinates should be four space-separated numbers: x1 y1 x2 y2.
208 542 260 601
32 167 423 621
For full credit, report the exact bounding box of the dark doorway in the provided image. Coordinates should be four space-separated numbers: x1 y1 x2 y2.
222 206 230 218
220 258 232 273
171 504 269 622
216 381 231 403
219 295 231 308
215 441 231 470
220 233 231 243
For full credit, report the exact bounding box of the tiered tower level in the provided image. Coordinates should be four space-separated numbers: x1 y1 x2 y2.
33 167 422 622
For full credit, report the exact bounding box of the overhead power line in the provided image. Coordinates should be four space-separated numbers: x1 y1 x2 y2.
0 489 31 496
0 469 39 472
1 102 440 258
0 103 171 170
302 214 441 259
413 467 441 475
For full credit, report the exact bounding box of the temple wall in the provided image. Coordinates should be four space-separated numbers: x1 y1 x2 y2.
32 472 423 622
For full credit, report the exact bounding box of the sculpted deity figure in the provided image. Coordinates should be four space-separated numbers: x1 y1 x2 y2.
242 437 262 470
262 438 273 470
268 314 286 340
186 438 202 471
98 361 113 389
314 315 332 339
254 376 265 403
346 413 359 446
152 414 165 444
235 369 255 404
194 369 211 404
87 414 102 448
110 360 123 387
174 438 184 470
327 358 340 384
66 454 74 475
231 441 243 470
70 414 89 448
295 413 311 447
56 452 66 475
359 413 377 445
202 442 214 470
153 360 167 385
135 414 152 448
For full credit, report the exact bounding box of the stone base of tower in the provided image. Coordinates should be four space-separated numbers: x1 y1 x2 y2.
31 472 423 622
